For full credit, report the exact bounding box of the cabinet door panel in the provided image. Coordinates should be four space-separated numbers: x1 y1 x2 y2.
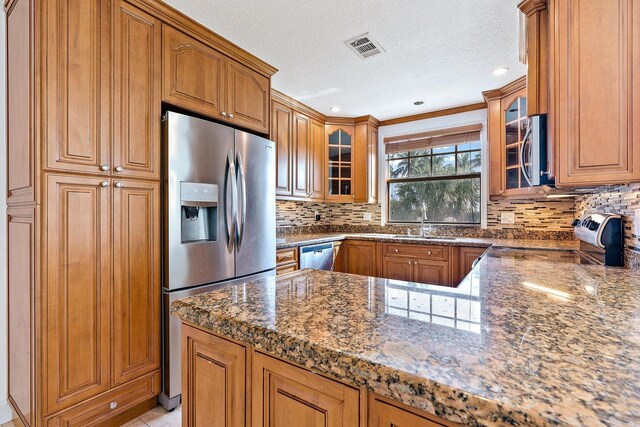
45 0 109 175
162 25 226 119
554 0 640 185
292 112 310 197
44 174 111 414
414 260 450 287
309 119 325 199
227 59 270 134
369 394 449 427
182 325 245 427
382 257 414 282
272 102 293 196
343 241 377 277
113 2 161 179
252 352 359 427
457 247 486 284
113 180 161 385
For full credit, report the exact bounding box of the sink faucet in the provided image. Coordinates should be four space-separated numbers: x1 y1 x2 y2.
420 202 431 237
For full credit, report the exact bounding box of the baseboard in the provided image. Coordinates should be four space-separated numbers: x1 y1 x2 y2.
0 400 14 424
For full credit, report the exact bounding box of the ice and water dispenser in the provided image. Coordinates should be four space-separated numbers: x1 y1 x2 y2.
180 182 218 243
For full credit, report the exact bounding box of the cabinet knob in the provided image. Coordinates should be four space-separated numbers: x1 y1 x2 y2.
109 401 117 410
114 166 123 173
427 251 432 255
221 111 227 117
100 165 110 171
408 261 412 265
100 181 109 188
394 249 399 253
228 113 234 119
114 182 124 188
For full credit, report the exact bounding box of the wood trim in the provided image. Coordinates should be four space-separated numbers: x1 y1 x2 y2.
125 0 277 77
271 89 327 122
379 103 487 127
482 76 527 102
518 0 547 15
383 123 483 144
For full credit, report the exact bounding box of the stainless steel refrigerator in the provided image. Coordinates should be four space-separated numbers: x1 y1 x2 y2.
160 111 276 409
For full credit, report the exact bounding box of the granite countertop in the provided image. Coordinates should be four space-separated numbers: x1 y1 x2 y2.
276 232 580 251
172 248 640 427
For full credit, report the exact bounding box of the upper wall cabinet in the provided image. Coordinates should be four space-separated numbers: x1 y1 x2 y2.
519 0 640 188
326 124 355 202
226 59 270 134
162 25 270 134
549 0 640 187
162 25 226 120
44 0 110 176
271 92 326 201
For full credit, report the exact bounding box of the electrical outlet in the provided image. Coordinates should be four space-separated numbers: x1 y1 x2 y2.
634 209 640 236
501 212 516 224
314 211 321 221
363 213 372 221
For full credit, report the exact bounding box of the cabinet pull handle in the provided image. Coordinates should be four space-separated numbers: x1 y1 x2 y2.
114 166 123 173
228 113 234 119
100 181 109 188
114 182 124 189
221 111 227 117
100 165 110 171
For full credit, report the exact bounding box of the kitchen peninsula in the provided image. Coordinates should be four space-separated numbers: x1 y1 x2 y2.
172 244 640 427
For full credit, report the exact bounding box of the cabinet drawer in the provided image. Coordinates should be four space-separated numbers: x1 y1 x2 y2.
383 243 449 261
45 371 160 427
369 392 458 426
276 247 298 266
276 263 298 275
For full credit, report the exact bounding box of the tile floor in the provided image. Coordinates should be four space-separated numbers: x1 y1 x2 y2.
1 405 182 427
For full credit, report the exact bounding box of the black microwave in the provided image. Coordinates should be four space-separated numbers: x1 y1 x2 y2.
521 114 552 186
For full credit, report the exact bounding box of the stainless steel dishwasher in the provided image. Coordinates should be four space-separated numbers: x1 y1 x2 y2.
299 243 334 271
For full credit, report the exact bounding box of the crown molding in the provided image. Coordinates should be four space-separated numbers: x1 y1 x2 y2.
482 75 527 102
379 102 487 127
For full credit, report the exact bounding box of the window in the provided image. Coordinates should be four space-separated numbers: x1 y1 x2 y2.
386 129 481 224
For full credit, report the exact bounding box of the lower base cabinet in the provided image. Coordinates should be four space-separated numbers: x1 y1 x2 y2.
181 324 459 427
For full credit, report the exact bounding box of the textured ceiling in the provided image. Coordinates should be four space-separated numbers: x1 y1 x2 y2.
163 0 526 120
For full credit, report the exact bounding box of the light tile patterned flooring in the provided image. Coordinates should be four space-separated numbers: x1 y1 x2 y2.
1 405 182 427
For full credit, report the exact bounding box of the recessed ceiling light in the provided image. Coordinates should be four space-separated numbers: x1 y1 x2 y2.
414 101 424 106
492 67 510 76
329 106 340 113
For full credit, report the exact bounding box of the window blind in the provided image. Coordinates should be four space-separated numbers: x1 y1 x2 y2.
384 123 482 154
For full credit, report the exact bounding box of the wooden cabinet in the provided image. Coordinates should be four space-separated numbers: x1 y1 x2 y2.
252 352 360 427
44 0 110 176
163 26 271 134
272 92 326 200
112 180 161 385
484 79 541 199
518 0 549 117
382 257 414 282
162 25 226 119
292 111 311 197
550 0 640 186
113 2 162 180
333 242 343 272
325 124 356 202
272 101 294 196
456 247 486 283
340 240 378 276
309 119 326 199
369 393 456 427
276 247 299 275
7 0 275 424
354 117 380 203
226 59 270 134
414 260 450 287
182 325 246 427
44 174 112 413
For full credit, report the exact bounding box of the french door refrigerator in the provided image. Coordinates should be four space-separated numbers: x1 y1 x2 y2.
160 111 276 409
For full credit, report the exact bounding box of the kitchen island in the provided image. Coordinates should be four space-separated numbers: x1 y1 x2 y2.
172 247 640 426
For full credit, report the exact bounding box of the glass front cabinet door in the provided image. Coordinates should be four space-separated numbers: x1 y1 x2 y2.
500 88 532 196
325 125 355 201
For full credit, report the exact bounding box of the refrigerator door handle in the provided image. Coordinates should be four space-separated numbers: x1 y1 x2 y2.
225 150 238 251
236 151 247 249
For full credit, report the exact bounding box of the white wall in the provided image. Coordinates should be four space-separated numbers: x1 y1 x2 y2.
0 7 12 423
378 109 489 227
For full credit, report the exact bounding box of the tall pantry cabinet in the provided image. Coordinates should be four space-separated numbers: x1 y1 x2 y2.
4 0 276 426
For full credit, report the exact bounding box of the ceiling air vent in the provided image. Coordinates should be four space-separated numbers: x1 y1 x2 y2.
345 33 385 59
